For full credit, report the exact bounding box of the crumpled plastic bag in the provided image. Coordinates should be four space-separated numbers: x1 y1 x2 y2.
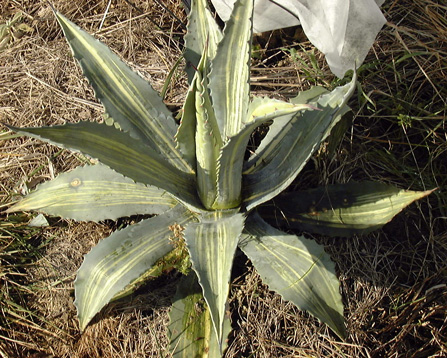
210 0 386 78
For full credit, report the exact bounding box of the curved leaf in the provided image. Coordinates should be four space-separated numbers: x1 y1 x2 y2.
169 272 231 357
111 245 191 303
184 210 244 352
7 164 177 222
244 87 337 174
53 10 193 173
75 205 196 331
240 212 345 338
243 76 356 210
215 102 312 209
175 82 197 169
194 53 223 209
184 0 222 83
258 182 435 237
7 122 200 208
209 0 254 138
246 96 315 123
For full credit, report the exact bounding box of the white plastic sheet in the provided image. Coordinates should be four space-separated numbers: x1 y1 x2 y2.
210 0 387 77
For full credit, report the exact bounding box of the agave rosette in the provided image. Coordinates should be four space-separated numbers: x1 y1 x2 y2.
7 0 433 356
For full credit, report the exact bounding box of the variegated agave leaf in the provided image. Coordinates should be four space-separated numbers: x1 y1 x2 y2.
6 0 434 357
208 0 253 139
183 0 222 83
243 75 356 211
6 122 200 209
169 272 232 357
241 213 345 338
6 163 177 222
184 210 244 349
75 205 196 331
258 182 435 237
53 9 193 174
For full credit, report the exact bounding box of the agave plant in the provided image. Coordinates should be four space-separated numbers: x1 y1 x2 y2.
7 0 432 356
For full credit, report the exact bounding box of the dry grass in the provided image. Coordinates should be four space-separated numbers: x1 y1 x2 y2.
1 0 446 357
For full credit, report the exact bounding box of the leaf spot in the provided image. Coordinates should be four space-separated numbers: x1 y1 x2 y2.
70 178 82 187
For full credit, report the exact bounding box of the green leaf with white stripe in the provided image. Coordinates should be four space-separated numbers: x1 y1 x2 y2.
175 81 197 169
244 89 329 173
258 182 435 237
184 0 222 83
209 0 253 138
241 212 345 338
194 52 223 209
169 272 231 357
184 211 244 352
7 122 199 207
243 75 356 210
6 163 177 221
291 86 329 105
111 244 191 303
246 96 315 123
244 86 345 175
75 205 195 331
215 102 313 209
54 11 193 173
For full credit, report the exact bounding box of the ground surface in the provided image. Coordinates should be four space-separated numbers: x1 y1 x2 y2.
0 0 446 357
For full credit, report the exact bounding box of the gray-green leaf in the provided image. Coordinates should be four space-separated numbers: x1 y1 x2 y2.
208 0 253 138
54 10 193 173
241 212 345 338
258 182 435 237
184 0 222 83
215 102 312 209
7 122 199 208
75 205 195 331
184 211 244 352
7 164 177 221
243 75 356 210
169 272 231 357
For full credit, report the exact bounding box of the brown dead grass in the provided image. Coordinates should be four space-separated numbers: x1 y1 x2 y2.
1 0 446 357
